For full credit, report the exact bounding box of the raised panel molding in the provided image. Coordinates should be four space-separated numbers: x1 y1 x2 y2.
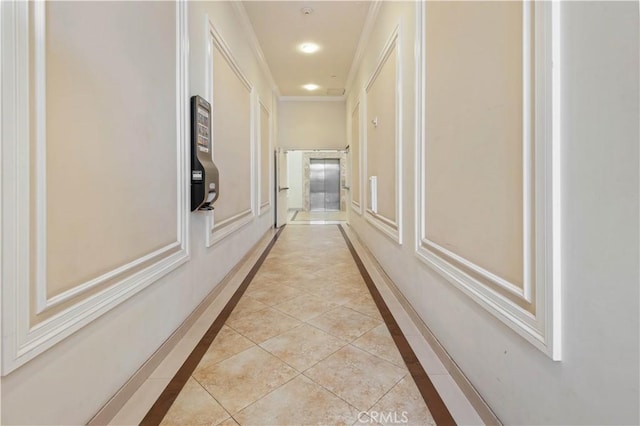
363 26 403 244
415 1 561 360
0 0 190 374
258 98 272 216
205 18 256 247
350 99 362 214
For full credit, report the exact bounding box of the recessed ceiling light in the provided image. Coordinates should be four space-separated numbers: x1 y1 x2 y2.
301 7 314 15
299 43 320 54
303 83 319 91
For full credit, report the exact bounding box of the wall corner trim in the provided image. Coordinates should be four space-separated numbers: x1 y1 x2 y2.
345 0 382 96
230 2 281 97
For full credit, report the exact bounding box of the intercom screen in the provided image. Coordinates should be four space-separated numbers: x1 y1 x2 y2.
196 105 210 153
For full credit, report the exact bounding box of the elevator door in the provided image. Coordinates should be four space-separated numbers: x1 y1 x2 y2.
310 159 340 211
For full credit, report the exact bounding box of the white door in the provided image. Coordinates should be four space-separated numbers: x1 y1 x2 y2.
275 148 289 227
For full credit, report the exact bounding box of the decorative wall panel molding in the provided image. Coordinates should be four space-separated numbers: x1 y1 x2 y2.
205 19 256 247
415 1 561 359
363 26 403 244
258 99 272 216
0 1 190 374
350 100 362 214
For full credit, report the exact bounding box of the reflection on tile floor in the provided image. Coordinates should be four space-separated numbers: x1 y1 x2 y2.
159 226 435 426
291 210 347 224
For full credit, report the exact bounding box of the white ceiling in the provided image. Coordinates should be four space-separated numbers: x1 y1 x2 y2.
242 1 371 97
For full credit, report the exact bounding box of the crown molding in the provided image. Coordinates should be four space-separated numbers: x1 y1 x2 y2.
279 96 346 102
344 0 382 96
230 2 281 97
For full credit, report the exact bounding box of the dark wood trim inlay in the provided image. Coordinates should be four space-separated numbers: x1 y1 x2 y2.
140 226 286 425
337 225 457 426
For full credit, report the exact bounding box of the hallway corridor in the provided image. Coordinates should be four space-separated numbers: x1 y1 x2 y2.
142 226 446 425
2 1 637 424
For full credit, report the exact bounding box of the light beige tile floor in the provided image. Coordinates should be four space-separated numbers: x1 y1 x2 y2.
292 210 347 222
158 225 434 425
288 210 348 226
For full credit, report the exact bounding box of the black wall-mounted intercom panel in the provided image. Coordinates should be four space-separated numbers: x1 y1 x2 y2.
191 95 220 211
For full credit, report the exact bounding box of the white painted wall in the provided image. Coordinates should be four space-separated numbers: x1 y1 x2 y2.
278 100 347 150
347 1 639 425
287 150 304 210
0 2 276 424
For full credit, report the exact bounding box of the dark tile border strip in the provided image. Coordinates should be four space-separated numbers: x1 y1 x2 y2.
338 225 457 426
291 210 299 221
140 226 286 425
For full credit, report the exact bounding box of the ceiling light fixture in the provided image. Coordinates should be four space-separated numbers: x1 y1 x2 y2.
303 83 319 91
299 43 320 54
301 7 314 15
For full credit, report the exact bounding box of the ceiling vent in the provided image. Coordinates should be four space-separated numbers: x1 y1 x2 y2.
327 88 345 96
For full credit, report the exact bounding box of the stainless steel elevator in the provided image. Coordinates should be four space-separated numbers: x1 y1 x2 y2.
309 159 340 211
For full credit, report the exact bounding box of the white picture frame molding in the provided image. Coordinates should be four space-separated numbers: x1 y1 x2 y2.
363 25 403 245
414 1 562 360
257 98 272 216
350 98 363 215
0 0 191 374
204 17 256 247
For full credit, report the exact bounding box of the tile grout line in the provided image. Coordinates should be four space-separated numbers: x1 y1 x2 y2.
275 229 410 420
252 226 410 422
264 236 407 375
223 305 318 346
231 368 303 417
297 369 369 421
225 313 300 347
337 224 457 426
360 371 410 414
302 306 379 344
231 372 307 418
197 341 304 419
349 337 409 371
232 226 397 422
139 225 287 425
190 375 233 424
229 239 368 371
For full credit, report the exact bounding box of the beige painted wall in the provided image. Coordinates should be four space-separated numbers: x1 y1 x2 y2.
1 1 277 424
278 100 346 150
366 44 397 222
346 1 639 425
44 1 178 297
211 43 252 223
424 1 524 286
350 104 360 206
259 103 271 207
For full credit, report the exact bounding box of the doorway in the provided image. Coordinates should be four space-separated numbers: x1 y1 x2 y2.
309 159 341 211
